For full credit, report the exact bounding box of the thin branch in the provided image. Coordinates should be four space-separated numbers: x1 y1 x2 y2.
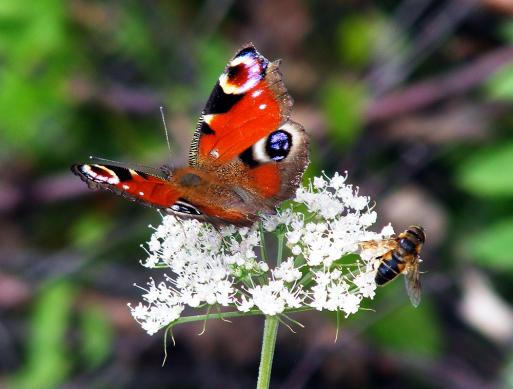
366 45 513 122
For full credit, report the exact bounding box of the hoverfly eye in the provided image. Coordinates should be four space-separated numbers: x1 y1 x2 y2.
399 238 416 254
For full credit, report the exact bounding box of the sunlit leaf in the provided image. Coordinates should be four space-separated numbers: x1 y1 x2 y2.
336 14 379 68
457 142 513 197
466 219 513 270
485 63 513 101
321 78 367 148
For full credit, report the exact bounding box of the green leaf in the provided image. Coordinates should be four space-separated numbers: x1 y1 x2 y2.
321 79 367 148
70 213 112 249
457 142 513 197
465 219 513 270
367 290 442 357
336 14 379 68
10 282 75 389
485 63 513 101
79 305 113 369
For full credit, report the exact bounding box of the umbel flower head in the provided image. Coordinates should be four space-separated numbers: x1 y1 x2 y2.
129 172 395 335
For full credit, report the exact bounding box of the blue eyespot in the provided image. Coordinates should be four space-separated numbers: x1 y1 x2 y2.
266 130 292 161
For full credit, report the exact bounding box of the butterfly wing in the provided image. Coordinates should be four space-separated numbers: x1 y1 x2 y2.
189 44 309 206
71 163 258 226
72 45 308 227
72 163 184 211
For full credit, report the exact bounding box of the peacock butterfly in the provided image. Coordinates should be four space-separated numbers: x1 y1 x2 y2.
72 44 309 226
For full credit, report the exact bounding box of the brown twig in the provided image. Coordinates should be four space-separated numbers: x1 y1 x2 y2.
366 45 513 122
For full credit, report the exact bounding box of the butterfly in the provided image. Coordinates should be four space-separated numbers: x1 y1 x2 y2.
72 44 309 227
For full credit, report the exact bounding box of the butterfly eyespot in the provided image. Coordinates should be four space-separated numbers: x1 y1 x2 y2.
219 50 266 95
266 130 292 161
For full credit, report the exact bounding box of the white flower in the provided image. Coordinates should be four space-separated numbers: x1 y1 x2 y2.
129 173 395 335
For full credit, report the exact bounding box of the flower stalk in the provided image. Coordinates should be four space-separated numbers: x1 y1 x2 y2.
257 316 280 389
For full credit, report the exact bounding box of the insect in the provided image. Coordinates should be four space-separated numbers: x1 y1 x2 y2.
361 226 425 307
72 44 309 227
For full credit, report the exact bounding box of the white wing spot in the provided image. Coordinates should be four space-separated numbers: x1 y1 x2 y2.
123 184 129 190
139 191 144 196
259 104 267 110
210 149 220 158
252 89 263 97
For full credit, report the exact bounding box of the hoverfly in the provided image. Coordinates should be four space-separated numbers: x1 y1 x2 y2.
361 226 425 307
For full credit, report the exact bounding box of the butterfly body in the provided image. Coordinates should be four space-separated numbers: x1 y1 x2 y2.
72 45 309 226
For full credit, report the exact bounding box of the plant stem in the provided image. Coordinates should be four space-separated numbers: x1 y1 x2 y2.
256 316 279 389
171 307 311 327
258 221 269 262
276 233 284 267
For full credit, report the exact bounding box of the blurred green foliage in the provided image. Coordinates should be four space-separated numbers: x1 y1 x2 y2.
321 79 367 148
11 282 75 389
368 290 442 357
0 0 77 158
467 219 513 270
457 142 513 197
79 304 113 369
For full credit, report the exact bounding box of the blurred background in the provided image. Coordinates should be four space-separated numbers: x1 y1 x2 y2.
1 0 513 388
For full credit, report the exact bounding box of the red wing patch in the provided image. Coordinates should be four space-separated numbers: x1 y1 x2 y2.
72 164 180 208
199 83 281 163
248 164 281 198
189 44 292 168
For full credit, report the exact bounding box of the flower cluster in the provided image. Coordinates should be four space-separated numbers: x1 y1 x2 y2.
129 172 394 335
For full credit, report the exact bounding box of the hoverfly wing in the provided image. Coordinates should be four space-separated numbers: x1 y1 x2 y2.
404 265 421 307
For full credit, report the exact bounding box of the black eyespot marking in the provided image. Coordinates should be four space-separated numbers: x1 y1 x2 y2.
265 130 292 161
199 120 215 135
227 64 244 79
169 199 202 215
103 165 132 181
203 81 244 114
239 147 259 167
180 173 201 187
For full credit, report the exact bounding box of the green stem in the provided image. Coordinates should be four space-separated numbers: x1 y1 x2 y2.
256 315 279 389
258 221 269 262
276 233 284 267
169 307 311 327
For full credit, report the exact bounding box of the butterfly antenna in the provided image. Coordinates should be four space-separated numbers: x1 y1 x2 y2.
160 106 172 156
89 156 122 164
